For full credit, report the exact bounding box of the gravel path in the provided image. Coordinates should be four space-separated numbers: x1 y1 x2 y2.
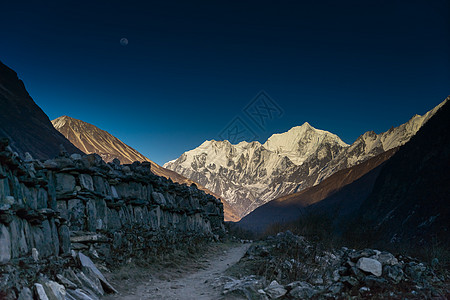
104 243 250 300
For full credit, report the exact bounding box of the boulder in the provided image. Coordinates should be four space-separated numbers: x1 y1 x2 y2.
357 257 382 277
34 283 49 300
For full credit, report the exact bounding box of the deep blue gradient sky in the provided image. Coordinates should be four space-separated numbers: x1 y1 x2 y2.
1 1 449 165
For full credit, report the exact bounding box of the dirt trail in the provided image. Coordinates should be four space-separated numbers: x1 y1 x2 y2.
104 243 250 300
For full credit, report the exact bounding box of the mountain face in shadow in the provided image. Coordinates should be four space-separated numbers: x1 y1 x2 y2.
52 116 240 222
237 148 397 233
0 61 82 159
346 96 450 246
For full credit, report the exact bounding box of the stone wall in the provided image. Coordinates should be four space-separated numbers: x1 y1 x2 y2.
0 139 225 297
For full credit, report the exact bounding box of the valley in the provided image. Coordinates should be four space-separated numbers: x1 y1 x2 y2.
0 5 449 296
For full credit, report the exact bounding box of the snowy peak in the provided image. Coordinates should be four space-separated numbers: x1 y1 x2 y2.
263 122 348 165
164 98 447 219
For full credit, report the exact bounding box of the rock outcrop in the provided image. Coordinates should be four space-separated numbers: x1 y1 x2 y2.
0 138 225 299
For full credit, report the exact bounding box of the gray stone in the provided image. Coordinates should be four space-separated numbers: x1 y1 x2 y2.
5 196 15 205
9 217 28 258
357 257 382 277
55 173 76 193
70 154 82 160
17 287 33 300
373 251 398 266
341 276 359 287
364 275 388 288
264 280 287 299
78 252 117 293
56 200 68 220
63 268 84 288
32 248 39 261
222 275 265 299
328 282 344 294
34 283 50 300
58 224 71 254
50 219 60 256
110 186 119 199
66 288 98 300
289 285 316 299
39 220 55 257
152 192 167 205
86 200 97 232
79 174 94 191
76 271 104 296
67 199 85 231
285 281 312 290
0 224 11 264
43 280 66 300
384 265 404 283
56 274 78 289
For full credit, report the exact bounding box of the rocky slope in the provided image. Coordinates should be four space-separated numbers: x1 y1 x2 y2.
0 61 82 159
221 231 449 299
52 116 240 221
164 100 445 219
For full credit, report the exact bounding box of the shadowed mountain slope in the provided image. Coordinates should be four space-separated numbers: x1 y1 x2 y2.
346 96 450 245
238 148 397 233
0 61 82 159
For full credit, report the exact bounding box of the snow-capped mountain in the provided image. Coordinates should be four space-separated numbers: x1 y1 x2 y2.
164 122 348 217
164 100 446 219
262 122 348 165
315 99 447 183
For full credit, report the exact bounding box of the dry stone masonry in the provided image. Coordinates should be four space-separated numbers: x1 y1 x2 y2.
0 138 225 299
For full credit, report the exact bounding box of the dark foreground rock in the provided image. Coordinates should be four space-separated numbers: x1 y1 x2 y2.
220 231 449 299
0 138 225 299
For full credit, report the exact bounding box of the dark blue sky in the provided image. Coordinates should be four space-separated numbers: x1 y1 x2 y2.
1 1 449 165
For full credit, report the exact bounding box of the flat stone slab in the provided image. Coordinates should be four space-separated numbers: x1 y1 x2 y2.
78 252 118 293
